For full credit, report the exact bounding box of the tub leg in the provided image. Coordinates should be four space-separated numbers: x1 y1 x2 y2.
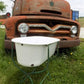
56 42 59 56
40 72 49 84
20 75 33 84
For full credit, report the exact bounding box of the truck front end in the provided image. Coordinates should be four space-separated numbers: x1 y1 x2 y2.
5 0 80 49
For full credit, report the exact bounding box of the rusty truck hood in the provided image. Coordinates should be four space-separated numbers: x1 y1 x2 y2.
13 0 71 19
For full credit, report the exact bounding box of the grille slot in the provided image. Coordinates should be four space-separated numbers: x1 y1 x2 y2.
41 10 62 15
30 27 47 30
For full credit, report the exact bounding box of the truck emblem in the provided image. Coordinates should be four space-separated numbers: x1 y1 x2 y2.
50 1 54 6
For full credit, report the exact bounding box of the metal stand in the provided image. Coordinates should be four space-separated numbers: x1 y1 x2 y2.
11 42 59 84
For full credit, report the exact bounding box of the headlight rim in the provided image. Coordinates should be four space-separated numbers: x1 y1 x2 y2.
71 26 78 34
18 23 29 34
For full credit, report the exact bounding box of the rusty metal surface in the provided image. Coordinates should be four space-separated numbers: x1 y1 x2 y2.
59 39 80 48
13 0 70 18
4 39 80 49
4 0 80 48
5 16 80 39
28 30 70 34
4 40 11 49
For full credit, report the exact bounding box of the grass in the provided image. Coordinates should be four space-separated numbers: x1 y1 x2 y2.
80 38 84 42
0 28 84 84
79 17 84 27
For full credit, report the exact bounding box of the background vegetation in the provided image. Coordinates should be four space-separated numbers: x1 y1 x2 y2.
79 17 84 27
0 1 5 11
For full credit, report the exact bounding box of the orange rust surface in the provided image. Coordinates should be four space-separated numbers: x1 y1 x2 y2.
5 16 80 39
29 30 70 34
13 0 71 18
5 16 27 37
6 36 79 41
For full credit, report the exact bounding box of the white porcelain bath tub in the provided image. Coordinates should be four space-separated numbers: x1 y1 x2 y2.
12 36 60 67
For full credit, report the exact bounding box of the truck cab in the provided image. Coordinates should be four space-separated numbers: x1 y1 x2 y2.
5 0 80 49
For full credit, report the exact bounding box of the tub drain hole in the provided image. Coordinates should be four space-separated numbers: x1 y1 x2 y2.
31 64 34 67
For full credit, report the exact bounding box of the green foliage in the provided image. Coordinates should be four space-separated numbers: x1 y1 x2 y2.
0 22 2 25
0 1 6 11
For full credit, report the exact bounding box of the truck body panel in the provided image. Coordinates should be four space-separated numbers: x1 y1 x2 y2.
5 0 80 49
13 0 70 19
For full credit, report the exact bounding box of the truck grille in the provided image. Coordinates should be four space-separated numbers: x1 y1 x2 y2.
16 19 72 38
27 23 71 37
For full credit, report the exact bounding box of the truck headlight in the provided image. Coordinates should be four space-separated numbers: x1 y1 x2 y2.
18 23 29 33
71 26 77 34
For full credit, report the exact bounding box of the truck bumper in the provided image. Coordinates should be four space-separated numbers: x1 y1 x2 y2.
4 39 80 49
59 39 80 48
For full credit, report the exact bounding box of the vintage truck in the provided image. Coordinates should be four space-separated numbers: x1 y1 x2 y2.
5 0 80 49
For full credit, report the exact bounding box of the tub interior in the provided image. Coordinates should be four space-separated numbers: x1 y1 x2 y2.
12 36 60 45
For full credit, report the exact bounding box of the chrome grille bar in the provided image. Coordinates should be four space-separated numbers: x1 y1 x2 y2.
28 23 71 32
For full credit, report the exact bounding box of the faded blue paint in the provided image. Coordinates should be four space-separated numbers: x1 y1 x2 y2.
72 11 79 20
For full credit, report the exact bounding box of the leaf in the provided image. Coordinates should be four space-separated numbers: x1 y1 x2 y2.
0 1 6 11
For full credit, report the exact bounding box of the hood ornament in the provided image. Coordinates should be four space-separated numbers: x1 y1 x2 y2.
50 1 54 6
